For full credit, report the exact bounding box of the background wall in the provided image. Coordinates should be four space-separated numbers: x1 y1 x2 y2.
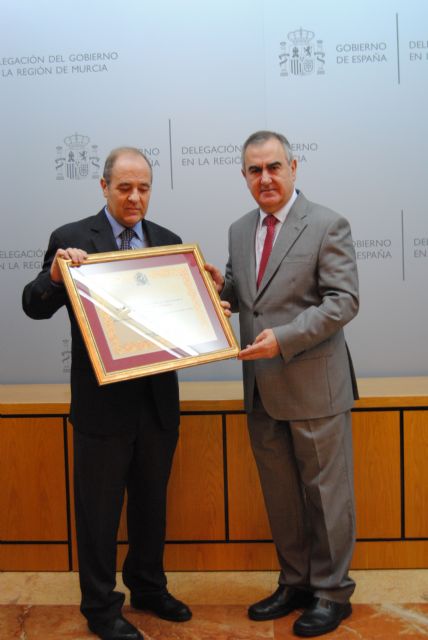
1 0 427 384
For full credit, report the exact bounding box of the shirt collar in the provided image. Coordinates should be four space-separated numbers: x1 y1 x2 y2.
103 207 144 243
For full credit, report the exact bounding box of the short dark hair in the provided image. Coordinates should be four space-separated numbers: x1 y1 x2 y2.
241 131 294 168
103 147 153 184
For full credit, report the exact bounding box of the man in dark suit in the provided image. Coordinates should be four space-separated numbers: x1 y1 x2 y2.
23 147 191 640
206 131 359 637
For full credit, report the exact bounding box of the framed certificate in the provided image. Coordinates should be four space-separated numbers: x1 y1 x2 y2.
58 244 239 385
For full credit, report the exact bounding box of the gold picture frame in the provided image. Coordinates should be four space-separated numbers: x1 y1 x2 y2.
59 244 238 385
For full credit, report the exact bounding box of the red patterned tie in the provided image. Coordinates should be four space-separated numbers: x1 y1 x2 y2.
257 215 278 288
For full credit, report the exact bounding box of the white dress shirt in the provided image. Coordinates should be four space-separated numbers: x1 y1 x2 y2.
255 189 298 273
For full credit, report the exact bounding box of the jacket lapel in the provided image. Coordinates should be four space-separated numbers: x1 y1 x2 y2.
142 220 161 248
88 209 118 253
243 210 259 300
255 194 308 299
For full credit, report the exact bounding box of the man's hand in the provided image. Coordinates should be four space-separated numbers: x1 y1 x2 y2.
205 263 225 293
50 248 88 283
220 300 232 318
238 329 280 360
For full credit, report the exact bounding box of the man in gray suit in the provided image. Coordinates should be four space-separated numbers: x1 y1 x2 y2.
206 130 359 637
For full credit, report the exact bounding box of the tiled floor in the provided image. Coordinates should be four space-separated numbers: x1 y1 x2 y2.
1 570 428 638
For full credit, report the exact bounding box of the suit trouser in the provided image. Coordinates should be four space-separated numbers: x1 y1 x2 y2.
248 395 356 603
73 392 179 625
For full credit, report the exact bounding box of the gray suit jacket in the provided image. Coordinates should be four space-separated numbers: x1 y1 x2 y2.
222 192 359 421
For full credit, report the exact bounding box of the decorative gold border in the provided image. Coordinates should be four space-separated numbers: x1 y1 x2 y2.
58 244 238 385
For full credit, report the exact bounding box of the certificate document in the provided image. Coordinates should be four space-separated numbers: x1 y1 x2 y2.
59 244 238 384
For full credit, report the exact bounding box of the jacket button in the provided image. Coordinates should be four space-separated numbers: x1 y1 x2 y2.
254 311 260 317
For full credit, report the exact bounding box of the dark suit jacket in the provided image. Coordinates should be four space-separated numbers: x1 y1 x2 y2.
22 209 181 435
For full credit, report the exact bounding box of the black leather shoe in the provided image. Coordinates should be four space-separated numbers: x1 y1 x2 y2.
130 592 192 622
248 585 314 621
293 598 352 637
88 616 143 640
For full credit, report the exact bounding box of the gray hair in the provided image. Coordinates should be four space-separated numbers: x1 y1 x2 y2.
103 147 153 184
241 131 294 169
